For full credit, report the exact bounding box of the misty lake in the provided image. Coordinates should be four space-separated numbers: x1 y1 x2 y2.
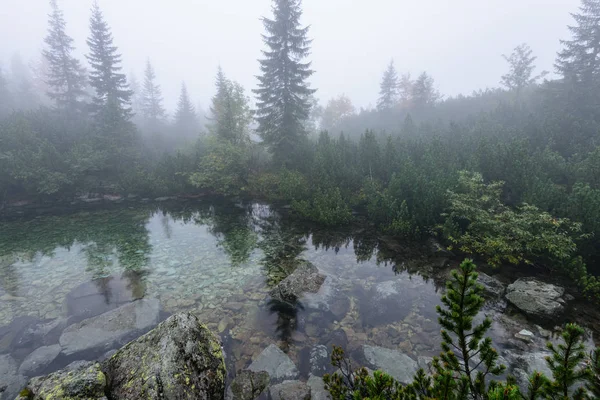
1 199 598 398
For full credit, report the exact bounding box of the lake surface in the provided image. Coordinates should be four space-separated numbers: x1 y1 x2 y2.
1 199 598 396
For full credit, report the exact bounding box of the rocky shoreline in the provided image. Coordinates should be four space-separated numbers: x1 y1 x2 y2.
2 258 592 400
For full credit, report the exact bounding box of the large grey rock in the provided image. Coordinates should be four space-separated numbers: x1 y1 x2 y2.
361 278 419 326
269 380 311 400
59 298 160 356
248 344 299 383
15 361 107 400
302 276 350 320
307 375 328 400
363 345 418 385
228 370 270 400
102 312 226 400
478 273 506 298
269 262 325 303
18 344 61 376
506 278 566 318
0 355 26 400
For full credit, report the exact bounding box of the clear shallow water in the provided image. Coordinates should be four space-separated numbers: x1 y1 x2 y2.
0 200 598 388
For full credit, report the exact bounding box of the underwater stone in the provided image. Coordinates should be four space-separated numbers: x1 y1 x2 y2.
269 380 311 400
363 345 418 385
59 298 160 356
0 354 26 400
248 344 299 383
228 370 270 400
18 344 61 376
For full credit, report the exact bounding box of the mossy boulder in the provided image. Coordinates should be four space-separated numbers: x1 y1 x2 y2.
102 312 226 399
15 361 107 400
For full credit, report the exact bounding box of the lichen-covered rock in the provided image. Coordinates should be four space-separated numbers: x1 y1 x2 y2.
269 262 325 303
269 380 311 400
248 344 299 383
102 312 226 400
228 370 269 400
506 278 566 319
59 298 159 356
15 361 107 400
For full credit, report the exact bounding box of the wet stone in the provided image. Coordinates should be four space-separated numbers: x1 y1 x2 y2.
269 380 311 400
363 345 418 385
0 354 26 400
228 370 270 400
248 344 299 383
18 344 61 376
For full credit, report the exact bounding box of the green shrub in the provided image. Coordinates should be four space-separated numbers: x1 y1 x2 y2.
292 187 353 226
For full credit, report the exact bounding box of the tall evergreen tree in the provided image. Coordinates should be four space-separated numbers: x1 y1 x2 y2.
10 53 38 111
398 72 414 107
254 0 316 164
86 0 132 121
209 67 252 144
556 0 600 85
141 59 166 126
412 71 440 109
128 71 142 123
43 0 87 114
501 43 546 96
377 60 399 111
174 82 199 139
0 65 11 117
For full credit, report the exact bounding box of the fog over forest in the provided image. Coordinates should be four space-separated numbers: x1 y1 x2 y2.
0 0 575 111
3 0 600 398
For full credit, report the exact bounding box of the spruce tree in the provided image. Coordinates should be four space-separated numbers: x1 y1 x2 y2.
398 72 413 107
0 65 11 117
141 59 166 126
412 72 440 109
86 0 132 121
43 0 87 114
209 67 252 144
377 60 399 111
128 71 142 123
501 43 546 96
254 0 316 164
10 53 38 111
174 82 199 139
556 0 600 85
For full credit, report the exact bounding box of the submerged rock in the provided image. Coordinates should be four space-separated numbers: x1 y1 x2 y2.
0 354 26 400
16 361 107 400
103 312 226 400
269 262 325 304
363 345 418 385
228 370 270 400
18 344 61 376
59 298 160 356
307 375 328 400
302 276 350 320
506 278 566 319
248 344 299 383
309 345 331 377
361 278 419 326
269 380 311 400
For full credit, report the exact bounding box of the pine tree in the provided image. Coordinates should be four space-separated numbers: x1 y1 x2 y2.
128 71 142 123
436 259 505 398
377 60 399 111
545 323 590 398
141 59 166 126
174 82 199 139
501 43 546 95
0 64 12 117
398 72 413 107
86 0 132 121
209 67 252 144
556 0 600 85
43 0 87 114
254 0 316 164
10 53 38 110
412 72 440 109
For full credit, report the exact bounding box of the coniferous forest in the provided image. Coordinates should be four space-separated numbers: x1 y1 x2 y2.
2 0 600 398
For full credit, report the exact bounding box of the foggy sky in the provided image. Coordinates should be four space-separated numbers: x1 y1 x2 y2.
0 0 576 113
